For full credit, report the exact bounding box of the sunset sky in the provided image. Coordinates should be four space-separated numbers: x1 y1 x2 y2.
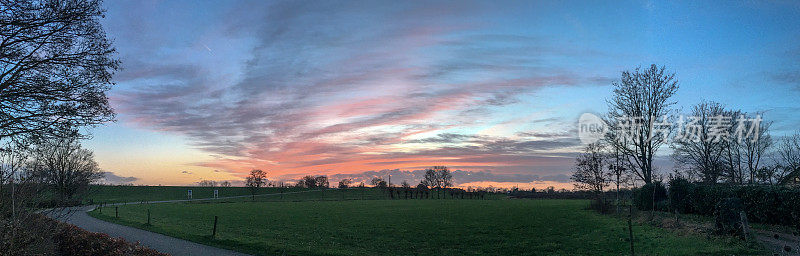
85 0 800 188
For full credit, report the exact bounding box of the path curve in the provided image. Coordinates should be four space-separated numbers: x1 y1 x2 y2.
62 206 251 256
60 189 326 256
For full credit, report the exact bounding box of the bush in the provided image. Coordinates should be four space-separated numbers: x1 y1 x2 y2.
668 177 692 213
633 181 668 211
53 222 166 256
43 215 167 256
667 183 800 229
714 197 746 237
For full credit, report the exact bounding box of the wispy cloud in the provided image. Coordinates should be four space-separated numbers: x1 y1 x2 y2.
99 0 634 185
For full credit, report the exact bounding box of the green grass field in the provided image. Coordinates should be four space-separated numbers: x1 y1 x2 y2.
89 199 763 256
85 185 501 204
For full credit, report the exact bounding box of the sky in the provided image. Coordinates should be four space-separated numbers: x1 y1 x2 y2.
85 0 800 189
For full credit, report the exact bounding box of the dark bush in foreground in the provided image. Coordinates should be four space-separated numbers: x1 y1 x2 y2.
714 198 747 238
633 182 668 211
52 220 167 256
9 214 169 256
667 181 800 229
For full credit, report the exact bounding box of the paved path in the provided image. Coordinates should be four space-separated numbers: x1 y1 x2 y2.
62 206 251 256
59 190 324 256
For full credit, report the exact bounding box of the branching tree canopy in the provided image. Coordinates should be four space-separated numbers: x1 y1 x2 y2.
337 178 351 188
421 168 437 188
740 113 772 184
671 101 729 183
435 166 452 189
26 135 102 200
245 169 266 195
571 143 609 194
370 177 387 188
606 64 679 184
0 0 119 139
778 133 800 171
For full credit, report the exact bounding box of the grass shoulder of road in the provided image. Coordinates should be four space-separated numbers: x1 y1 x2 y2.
88 199 765 256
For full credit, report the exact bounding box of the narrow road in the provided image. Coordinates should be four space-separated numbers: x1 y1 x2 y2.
58 189 323 256
62 206 251 256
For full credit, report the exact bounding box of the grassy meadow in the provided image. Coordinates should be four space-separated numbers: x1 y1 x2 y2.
85 185 503 204
89 199 763 256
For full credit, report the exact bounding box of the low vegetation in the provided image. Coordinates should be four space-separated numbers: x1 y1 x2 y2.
90 199 762 256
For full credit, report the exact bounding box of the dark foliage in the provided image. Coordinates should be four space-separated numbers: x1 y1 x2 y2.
632 181 668 211
667 180 800 229
48 216 167 256
714 198 747 237
668 177 693 213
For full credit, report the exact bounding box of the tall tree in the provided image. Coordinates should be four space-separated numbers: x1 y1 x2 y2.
26 135 102 201
670 101 729 184
245 169 267 198
778 132 800 174
571 143 609 196
606 64 679 184
421 169 437 189
436 166 453 189
338 179 351 189
0 0 119 139
737 113 772 184
369 177 387 188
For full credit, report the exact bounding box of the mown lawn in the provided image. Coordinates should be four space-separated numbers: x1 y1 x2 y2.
89 199 763 255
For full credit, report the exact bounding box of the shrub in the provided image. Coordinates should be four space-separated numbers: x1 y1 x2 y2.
45 216 167 256
633 181 668 211
714 197 746 237
668 177 692 213
666 183 800 229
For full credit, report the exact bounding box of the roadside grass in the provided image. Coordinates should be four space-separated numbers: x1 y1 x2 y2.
88 199 764 256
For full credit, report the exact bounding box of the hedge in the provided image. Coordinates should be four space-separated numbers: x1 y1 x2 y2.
655 178 800 229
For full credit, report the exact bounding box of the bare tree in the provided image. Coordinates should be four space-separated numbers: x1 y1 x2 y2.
571 143 609 196
721 111 745 183
606 65 679 184
436 166 453 189
434 166 452 199
608 141 630 213
369 177 387 188
0 0 119 139
26 135 103 202
314 176 329 188
670 101 728 184
219 181 231 187
778 132 800 171
338 179 351 189
740 113 772 184
421 169 437 189
245 169 266 198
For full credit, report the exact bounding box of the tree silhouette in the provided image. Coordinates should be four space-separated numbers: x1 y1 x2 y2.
571 143 609 203
606 64 679 184
0 0 119 139
670 101 730 183
245 170 267 199
26 135 102 201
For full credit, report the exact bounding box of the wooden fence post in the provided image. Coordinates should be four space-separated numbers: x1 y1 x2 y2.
115 206 118 218
147 209 151 225
211 216 219 239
